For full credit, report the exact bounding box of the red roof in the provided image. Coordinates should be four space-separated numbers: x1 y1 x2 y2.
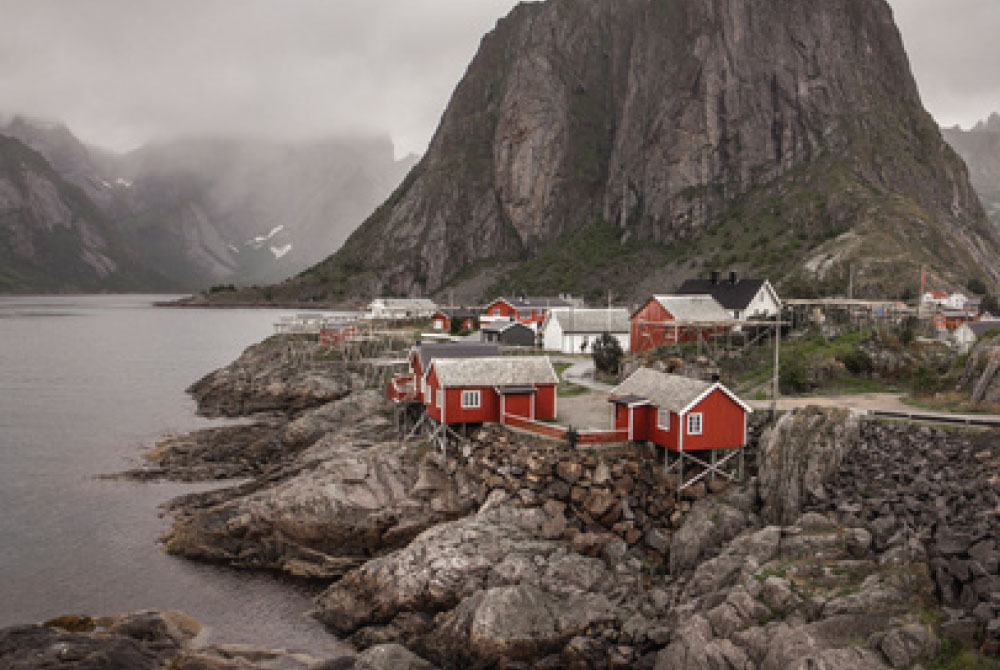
929 291 947 298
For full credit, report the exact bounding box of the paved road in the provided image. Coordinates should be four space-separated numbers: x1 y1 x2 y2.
749 393 1000 426
552 355 615 392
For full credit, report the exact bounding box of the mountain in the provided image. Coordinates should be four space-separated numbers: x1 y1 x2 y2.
251 0 999 306
1 116 417 291
0 134 165 292
112 137 417 287
943 113 1000 226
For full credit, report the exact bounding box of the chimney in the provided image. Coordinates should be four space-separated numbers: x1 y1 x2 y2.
710 270 720 285
729 271 738 285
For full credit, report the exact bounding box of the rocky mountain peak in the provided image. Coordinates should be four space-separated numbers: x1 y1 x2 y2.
264 0 997 304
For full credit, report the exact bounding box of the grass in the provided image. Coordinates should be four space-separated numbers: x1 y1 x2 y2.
553 361 591 397
928 640 1000 670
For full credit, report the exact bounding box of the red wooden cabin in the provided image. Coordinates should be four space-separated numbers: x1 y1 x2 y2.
430 309 479 332
387 342 499 403
609 368 751 452
423 356 558 425
630 295 732 353
483 297 572 329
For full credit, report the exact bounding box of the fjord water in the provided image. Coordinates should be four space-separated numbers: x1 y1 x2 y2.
0 295 344 656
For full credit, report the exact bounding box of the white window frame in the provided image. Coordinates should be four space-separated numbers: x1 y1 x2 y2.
687 413 703 435
424 385 431 404
437 390 444 409
461 390 481 409
657 408 671 431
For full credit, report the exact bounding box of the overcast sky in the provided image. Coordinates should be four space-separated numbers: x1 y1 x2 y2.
0 0 997 158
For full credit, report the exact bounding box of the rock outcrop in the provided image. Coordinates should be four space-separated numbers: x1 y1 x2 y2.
0 610 344 670
259 0 998 304
960 334 1000 406
187 336 359 418
758 407 862 525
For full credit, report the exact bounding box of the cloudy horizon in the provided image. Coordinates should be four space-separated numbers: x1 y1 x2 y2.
1 0 998 158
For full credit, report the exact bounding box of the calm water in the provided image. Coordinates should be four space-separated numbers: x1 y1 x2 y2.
0 295 348 656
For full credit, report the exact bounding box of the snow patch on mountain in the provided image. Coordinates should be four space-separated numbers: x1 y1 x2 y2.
270 244 292 259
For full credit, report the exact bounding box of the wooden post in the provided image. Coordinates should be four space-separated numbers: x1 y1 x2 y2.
771 317 780 420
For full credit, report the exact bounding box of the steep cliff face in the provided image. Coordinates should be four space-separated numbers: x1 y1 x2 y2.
278 0 998 303
943 114 1000 225
0 135 163 292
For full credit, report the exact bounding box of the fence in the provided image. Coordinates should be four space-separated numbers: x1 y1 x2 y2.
501 414 628 444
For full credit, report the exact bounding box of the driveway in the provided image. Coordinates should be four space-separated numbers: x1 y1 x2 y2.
552 355 614 392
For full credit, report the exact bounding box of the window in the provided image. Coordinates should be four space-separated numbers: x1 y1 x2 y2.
461 390 481 408
687 413 703 435
492 307 502 315
424 386 431 404
437 390 444 409
657 409 670 430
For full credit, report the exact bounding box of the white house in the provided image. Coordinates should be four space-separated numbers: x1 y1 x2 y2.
541 308 631 354
952 320 1000 353
675 272 781 321
945 293 970 310
366 298 438 320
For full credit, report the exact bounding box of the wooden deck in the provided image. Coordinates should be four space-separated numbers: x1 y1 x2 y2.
501 413 629 444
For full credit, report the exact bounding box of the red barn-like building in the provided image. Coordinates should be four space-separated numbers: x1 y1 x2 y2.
482 297 573 330
423 356 558 425
388 342 499 403
609 368 751 452
630 295 732 353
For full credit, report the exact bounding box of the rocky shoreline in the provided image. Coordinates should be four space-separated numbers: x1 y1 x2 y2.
6 334 1000 669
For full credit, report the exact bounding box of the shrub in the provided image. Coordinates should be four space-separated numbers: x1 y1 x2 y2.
967 278 988 295
779 356 811 394
837 348 874 375
909 365 941 396
592 332 625 375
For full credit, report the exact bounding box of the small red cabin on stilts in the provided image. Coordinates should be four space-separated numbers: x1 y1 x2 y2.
424 356 558 425
629 295 732 353
609 367 751 495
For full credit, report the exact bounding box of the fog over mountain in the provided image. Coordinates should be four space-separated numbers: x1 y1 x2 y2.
0 0 997 157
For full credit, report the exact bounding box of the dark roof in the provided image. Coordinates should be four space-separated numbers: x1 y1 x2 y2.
609 394 649 406
483 320 532 333
966 321 1000 336
497 385 538 394
413 342 499 371
496 296 573 310
675 277 768 311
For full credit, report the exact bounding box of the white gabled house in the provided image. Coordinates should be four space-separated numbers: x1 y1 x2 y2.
541 308 630 354
366 298 438 320
675 272 781 321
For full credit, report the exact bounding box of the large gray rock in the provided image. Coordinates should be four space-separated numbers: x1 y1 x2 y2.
187 336 358 417
163 436 477 579
669 492 750 574
758 407 862 525
354 643 438 670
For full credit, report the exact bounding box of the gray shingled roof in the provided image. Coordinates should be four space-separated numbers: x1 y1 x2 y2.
964 321 1000 337
650 295 731 322
610 368 713 412
375 298 438 310
548 308 630 334
431 356 558 388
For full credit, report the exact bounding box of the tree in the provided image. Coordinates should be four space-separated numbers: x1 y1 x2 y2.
982 294 1000 316
592 332 624 375
967 278 988 295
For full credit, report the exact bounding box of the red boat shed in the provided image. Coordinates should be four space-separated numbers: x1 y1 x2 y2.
388 342 499 403
630 295 732 353
483 297 572 329
609 368 751 452
423 356 558 425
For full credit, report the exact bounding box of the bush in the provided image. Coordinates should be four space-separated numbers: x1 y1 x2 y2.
779 356 811 394
909 366 941 396
967 278 988 295
837 348 874 375
900 316 919 345
592 332 625 375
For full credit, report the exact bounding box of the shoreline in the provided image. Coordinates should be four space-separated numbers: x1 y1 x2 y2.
6 332 999 669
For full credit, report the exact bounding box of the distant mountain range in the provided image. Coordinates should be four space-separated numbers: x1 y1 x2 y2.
0 115 416 292
943 113 1000 226
228 0 1000 307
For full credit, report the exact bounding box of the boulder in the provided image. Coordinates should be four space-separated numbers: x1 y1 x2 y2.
354 643 438 670
758 408 861 525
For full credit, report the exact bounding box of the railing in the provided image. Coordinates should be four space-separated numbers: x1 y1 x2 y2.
501 414 629 444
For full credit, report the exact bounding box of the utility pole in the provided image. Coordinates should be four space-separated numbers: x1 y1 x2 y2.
848 263 854 300
771 313 781 420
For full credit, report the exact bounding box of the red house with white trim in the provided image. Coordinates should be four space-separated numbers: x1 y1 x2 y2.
630 295 732 353
482 297 574 330
423 356 558 425
609 368 751 452
388 342 499 403
430 309 480 332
